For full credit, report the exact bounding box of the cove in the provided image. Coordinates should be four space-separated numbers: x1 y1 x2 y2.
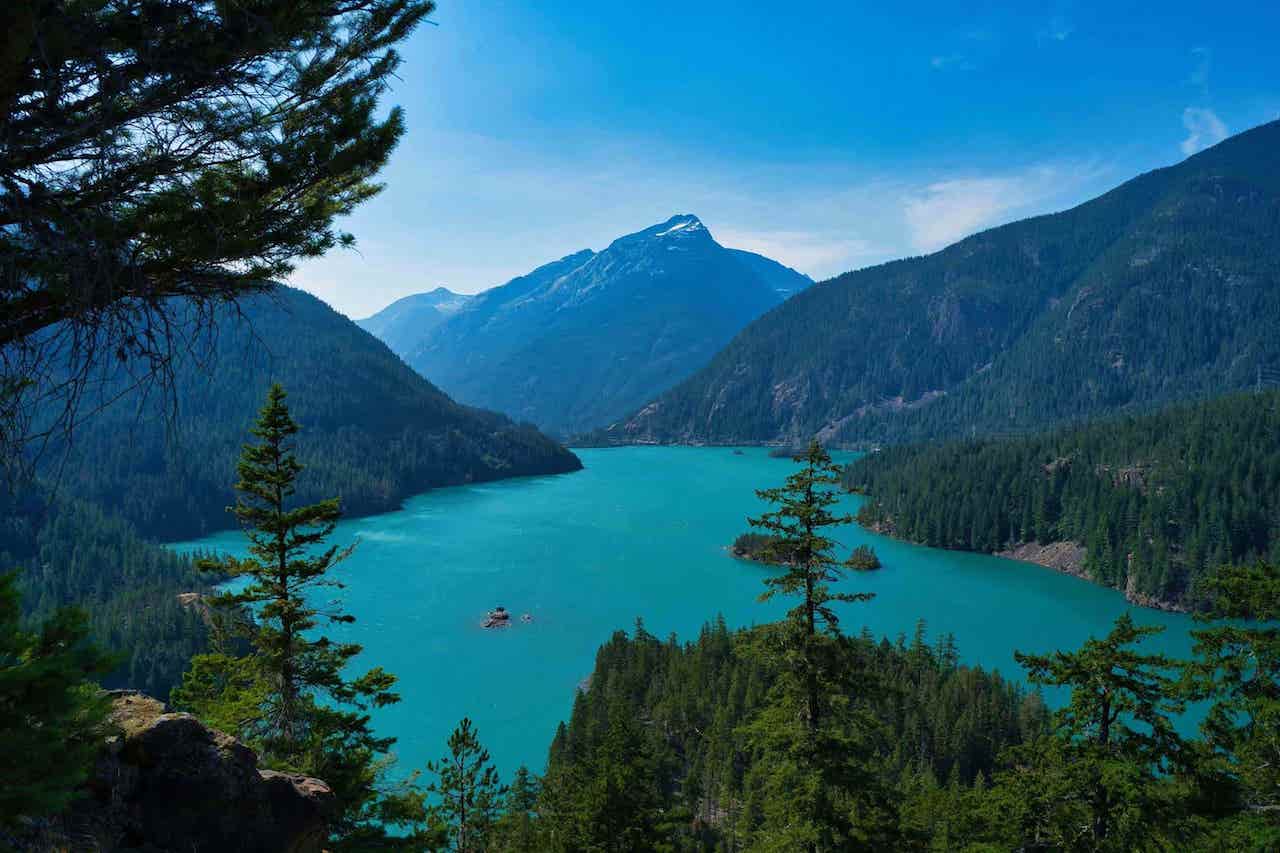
170 446 1201 779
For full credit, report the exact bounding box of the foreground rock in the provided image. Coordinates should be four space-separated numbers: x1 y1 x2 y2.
35 692 334 852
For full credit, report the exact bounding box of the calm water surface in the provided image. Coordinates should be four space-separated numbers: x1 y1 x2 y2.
171 446 1199 778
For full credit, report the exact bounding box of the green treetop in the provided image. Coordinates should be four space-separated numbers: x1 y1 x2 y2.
993 613 1191 850
748 440 874 728
207 383 397 742
426 717 507 853
1186 560 1280 844
0 571 113 826
741 440 894 851
173 383 411 848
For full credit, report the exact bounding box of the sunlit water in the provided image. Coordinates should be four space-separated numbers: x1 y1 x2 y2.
170 446 1201 779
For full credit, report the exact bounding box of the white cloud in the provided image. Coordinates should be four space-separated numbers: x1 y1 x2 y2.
902 163 1107 254
1180 107 1228 156
713 227 882 274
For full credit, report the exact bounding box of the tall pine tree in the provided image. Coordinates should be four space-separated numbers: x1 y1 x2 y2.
173 384 413 849
994 614 1191 850
741 440 896 851
425 717 507 853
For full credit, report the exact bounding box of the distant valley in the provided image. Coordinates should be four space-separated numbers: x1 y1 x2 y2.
358 215 810 435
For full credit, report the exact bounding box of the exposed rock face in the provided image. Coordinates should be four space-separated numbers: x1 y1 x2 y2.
996 541 1090 580
52 692 334 852
482 606 512 629
996 541 1189 612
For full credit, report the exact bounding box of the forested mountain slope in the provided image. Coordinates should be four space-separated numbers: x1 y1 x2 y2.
382 215 810 435
0 488 211 698
845 390 1280 610
42 285 581 541
603 120 1280 446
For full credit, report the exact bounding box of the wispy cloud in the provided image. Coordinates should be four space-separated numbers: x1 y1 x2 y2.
1189 46 1212 94
1180 107 1228 156
902 163 1107 253
713 227 882 274
930 54 976 71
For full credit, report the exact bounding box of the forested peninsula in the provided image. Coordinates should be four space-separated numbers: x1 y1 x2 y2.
845 391 1280 610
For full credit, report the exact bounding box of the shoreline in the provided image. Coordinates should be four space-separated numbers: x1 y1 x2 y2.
863 517 1189 613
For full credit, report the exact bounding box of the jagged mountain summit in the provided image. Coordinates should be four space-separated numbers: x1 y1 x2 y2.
601 120 1280 447
365 214 810 435
356 286 471 354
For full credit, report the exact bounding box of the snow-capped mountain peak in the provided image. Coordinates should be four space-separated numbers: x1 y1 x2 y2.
654 215 705 238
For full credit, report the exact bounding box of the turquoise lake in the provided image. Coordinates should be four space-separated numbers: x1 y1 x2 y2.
171 446 1201 779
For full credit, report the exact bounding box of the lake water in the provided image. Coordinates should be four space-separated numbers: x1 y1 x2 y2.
171 446 1201 779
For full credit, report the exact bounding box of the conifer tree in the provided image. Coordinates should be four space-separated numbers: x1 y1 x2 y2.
1 0 435 464
0 571 113 825
1186 560 1280 844
202 384 398 741
749 440 874 728
491 766 541 852
742 440 895 851
997 613 1191 849
425 717 507 853
174 383 410 848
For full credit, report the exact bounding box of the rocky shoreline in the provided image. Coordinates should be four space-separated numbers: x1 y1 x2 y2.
866 518 1188 612
994 540 1189 613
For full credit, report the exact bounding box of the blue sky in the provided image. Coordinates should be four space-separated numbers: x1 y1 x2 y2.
294 1 1280 318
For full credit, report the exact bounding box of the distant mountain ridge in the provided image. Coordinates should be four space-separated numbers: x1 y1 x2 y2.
47 285 582 540
356 286 471 355
362 215 811 435
601 120 1280 446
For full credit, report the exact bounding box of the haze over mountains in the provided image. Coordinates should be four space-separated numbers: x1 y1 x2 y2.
359 215 810 435
602 120 1280 447
356 286 471 355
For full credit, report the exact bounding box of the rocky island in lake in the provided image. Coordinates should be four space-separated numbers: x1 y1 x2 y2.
482 606 512 628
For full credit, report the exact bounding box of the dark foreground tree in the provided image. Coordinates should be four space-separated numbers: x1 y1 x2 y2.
173 384 413 848
1186 560 1280 846
988 614 1191 850
490 765 541 852
0 571 113 825
0 0 434 467
741 440 896 851
425 718 506 853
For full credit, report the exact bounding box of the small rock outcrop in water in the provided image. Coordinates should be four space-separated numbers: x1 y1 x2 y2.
43 692 334 852
482 606 512 628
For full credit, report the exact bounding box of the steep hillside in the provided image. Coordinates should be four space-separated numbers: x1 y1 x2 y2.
603 121 1280 446
45 286 582 540
0 487 211 698
376 215 808 435
845 390 1280 610
355 286 470 354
